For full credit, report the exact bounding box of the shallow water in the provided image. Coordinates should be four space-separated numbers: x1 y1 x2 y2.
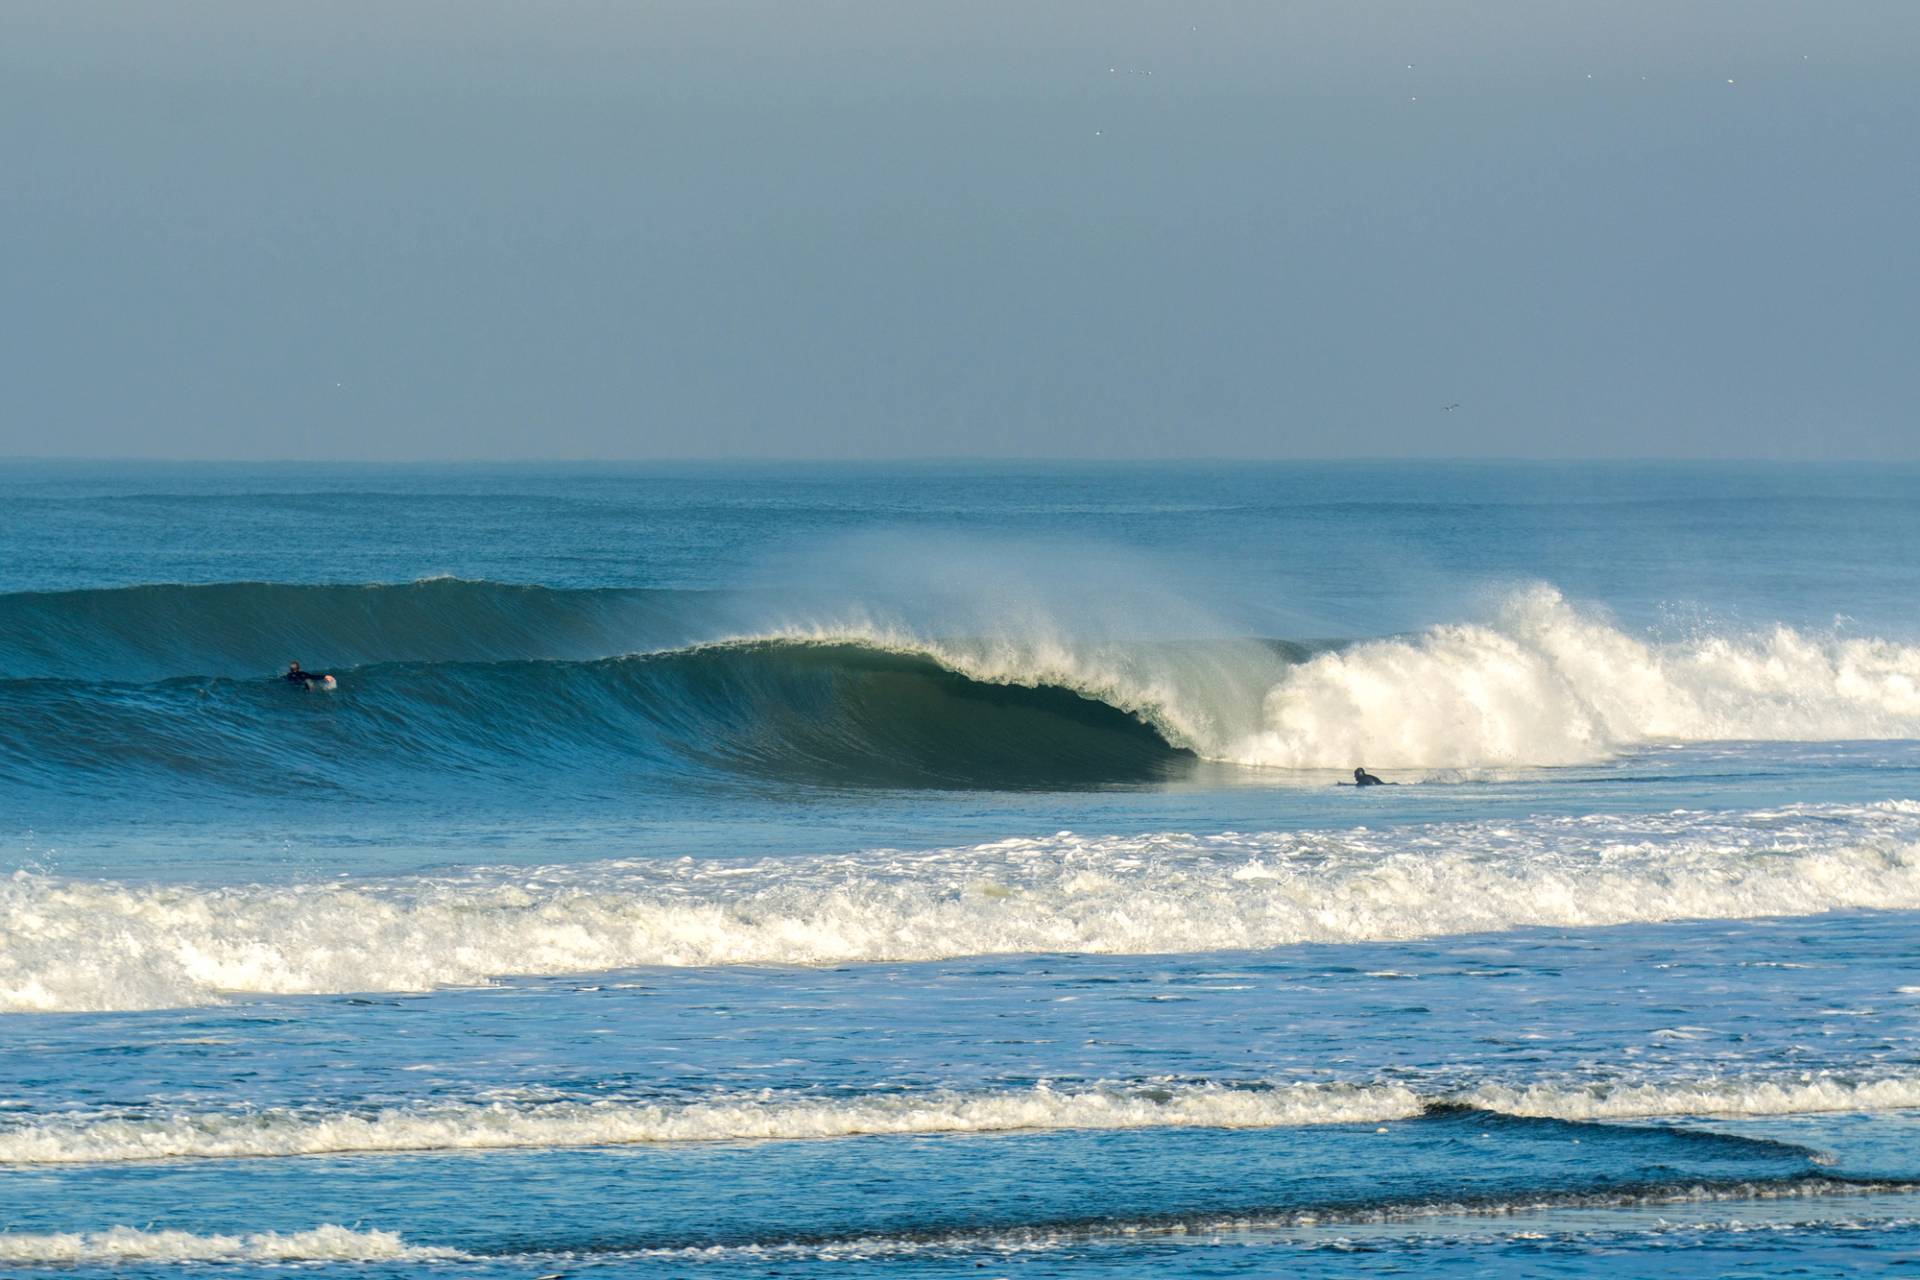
3 461 1918 1276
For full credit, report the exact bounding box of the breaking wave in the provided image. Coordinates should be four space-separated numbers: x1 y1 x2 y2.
0 641 1191 795
6 802 1917 1012
3 581 1918 799
1236 585 1920 768
4 1074 1916 1166
0 1081 1425 1164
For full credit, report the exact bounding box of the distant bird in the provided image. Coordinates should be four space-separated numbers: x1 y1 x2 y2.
1442 403 1461 412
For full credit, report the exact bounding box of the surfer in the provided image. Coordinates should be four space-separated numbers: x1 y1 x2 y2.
284 661 328 688
1353 767 1386 786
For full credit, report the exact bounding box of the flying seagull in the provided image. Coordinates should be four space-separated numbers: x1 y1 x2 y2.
1442 403 1461 411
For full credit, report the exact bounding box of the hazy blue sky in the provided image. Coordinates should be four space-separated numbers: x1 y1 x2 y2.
3 1 1915 460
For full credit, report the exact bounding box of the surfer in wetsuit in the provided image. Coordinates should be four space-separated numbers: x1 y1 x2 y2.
284 661 325 687
1353 767 1386 786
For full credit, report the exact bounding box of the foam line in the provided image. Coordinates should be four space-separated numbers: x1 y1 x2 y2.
0 1225 460 1264
0 1082 1420 1163
6 803 1918 1012
3 1075 1916 1165
1470 1076 1920 1121
612 1182 1920 1262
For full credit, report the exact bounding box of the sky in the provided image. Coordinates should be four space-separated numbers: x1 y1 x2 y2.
2 1 1916 461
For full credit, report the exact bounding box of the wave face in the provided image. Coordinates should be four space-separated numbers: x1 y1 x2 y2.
5 1075 1913 1165
6 803 1916 1012
0 641 1190 797
3 580 1919 797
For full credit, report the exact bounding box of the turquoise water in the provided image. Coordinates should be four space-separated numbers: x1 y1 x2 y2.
3 461 1919 1275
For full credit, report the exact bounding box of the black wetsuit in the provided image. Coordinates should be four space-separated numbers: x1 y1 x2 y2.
285 669 323 686
1353 768 1386 786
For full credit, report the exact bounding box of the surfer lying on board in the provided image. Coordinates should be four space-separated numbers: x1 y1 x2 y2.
1353 767 1387 786
284 661 331 687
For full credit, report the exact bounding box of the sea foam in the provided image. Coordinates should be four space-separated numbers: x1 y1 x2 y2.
4 803 1917 1012
0 1224 459 1264
0 1081 1420 1163
3 1074 1916 1166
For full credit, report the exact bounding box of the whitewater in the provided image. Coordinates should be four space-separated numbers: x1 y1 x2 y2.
7 802 1919 1012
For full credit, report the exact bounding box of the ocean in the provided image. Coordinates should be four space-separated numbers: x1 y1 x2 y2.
3 459 1919 1277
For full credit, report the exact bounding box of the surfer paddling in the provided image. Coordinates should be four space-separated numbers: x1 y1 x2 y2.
1352 767 1387 786
283 661 334 689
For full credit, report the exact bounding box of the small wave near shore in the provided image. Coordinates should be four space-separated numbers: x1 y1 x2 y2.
5 1074 1920 1166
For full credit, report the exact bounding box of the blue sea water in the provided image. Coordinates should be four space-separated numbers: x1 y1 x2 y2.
2 460 1919 1276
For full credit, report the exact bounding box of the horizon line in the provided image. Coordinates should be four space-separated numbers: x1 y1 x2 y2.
4 454 1915 467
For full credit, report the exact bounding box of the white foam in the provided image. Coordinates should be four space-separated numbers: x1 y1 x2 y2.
6 802 1919 1012
0 1081 1424 1164
753 585 1920 767
0 1224 459 1264
1471 1075 1920 1121
4 1073 1916 1166
1243 587 1920 767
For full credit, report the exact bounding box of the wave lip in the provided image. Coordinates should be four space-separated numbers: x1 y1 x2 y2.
3 1074 1914 1167
6 803 1919 1012
0 1224 460 1264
